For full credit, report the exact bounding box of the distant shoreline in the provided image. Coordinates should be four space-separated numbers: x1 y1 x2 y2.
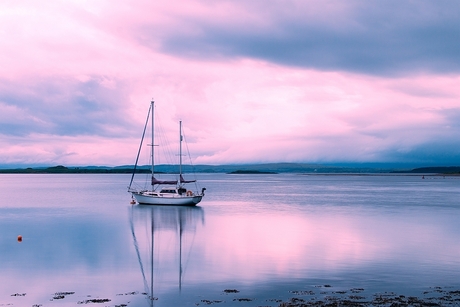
0 165 145 174
0 164 459 175
228 170 278 174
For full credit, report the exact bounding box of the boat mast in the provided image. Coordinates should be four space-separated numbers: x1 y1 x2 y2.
151 100 155 189
128 103 151 191
179 120 183 185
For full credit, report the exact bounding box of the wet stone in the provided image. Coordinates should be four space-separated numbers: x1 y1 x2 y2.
350 288 365 293
277 289 458 307
77 298 111 304
55 291 74 296
201 299 224 304
290 290 315 295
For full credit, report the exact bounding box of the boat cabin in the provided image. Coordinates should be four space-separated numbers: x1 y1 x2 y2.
156 187 192 197
159 188 177 194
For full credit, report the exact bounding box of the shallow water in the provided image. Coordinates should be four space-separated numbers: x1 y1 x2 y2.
1 173 459 306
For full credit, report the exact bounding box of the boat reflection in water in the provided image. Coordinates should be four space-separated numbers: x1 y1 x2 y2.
130 205 204 306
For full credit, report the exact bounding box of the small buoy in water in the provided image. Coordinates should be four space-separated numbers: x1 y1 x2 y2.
130 199 136 205
17 235 22 242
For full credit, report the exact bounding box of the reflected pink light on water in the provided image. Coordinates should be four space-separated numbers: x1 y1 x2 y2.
193 211 460 282
197 214 382 280
45 204 458 294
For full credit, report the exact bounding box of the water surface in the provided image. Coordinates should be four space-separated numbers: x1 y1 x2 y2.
1 173 459 306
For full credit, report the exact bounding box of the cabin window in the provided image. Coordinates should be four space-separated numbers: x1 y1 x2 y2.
160 189 176 194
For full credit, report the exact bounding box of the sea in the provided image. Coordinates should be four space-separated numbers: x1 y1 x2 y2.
1 173 460 307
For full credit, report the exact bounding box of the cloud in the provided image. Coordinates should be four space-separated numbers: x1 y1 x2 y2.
0 77 134 137
151 0 460 76
0 0 460 166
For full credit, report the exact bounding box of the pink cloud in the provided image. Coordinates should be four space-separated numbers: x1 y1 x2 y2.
1 0 460 166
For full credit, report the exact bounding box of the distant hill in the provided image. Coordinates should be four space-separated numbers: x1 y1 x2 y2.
0 165 149 174
405 166 460 174
0 162 419 174
228 170 278 174
1 163 459 174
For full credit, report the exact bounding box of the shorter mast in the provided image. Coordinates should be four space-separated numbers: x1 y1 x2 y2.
150 100 155 189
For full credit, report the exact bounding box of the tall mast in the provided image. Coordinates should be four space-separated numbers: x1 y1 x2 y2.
151 100 155 188
179 120 182 182
128 103 151 191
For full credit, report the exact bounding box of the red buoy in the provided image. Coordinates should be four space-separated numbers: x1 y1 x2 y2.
17 235 22 242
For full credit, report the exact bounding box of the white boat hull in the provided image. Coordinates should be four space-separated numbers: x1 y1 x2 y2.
132 192 203 206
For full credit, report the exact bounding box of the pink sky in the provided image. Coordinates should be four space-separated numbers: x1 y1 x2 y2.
1 0 460 166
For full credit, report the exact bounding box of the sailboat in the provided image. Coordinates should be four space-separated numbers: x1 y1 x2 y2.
128 100 206 206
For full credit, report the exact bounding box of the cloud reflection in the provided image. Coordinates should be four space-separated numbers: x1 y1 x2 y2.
186 208 460 284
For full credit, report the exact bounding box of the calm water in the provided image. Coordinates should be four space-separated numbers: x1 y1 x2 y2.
1 173 460 306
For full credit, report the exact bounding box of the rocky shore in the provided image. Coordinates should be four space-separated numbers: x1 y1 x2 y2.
277 286 460 307
5 286 460 307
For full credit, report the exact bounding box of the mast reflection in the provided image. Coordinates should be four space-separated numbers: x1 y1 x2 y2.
130 205 205 306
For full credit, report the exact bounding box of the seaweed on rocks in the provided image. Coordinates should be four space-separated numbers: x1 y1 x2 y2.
276 287 460 307
77 298 111 304
223 289 240 293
